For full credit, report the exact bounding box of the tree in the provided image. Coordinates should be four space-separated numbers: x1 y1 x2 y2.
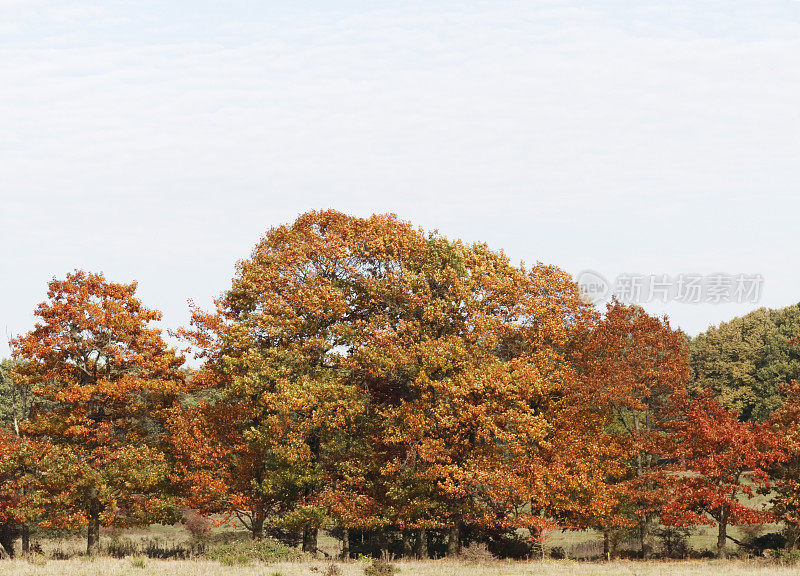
0 361 12 429
178 210 600 556
10 271 185 553
690 304 800 422
0 430 21 558
662 395 785 558
578 301 691 557
0 358 35 556
0 359 29 431
768 336 800 548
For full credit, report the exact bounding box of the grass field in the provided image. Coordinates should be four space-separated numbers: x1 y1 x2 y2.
0 558 798 576
1 509 791 576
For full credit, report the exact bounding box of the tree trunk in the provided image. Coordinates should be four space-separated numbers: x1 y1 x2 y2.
341 529 350 560
251 515 265 540
414 529 428 559
603 529 610 560
446 523 460 557
0 522 15 559
377 529 389 559
302 527 318 554
639 516 653 559
87 496 102 555
401 531 413 557
20 525 29 554
632 413 652 560
717 515 729 558
786 526 800 550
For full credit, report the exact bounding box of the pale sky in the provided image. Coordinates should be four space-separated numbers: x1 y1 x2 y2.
2 1 800 359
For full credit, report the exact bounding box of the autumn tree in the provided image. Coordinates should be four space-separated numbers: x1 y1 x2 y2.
662 395 785 558
179 210 600 556
338 236 601 555
177 212 383 550
578 301 691 557
11 271 186 553
0 430 21 558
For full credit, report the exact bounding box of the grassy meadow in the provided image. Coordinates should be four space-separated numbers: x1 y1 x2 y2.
1 521 797 576
0 557 798 576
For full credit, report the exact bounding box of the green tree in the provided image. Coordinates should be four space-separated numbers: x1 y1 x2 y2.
0 360 12 429
0 359 31 433
690 304 800 421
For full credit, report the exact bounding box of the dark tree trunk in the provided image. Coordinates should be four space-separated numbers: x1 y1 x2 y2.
378 529 389 558
530 527 544 560
20 525 29 554
401 531 413 557
603 529 610 560
341 529 350 560
87 496 102 554
786 526 800 550
717 512 729 558
414 529 428 559
302 527 318 554
639 516 653 559
446 523 460 557
251 515 265 540
0 522 15 559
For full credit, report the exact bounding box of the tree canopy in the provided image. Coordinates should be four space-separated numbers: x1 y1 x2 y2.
689 304 800 421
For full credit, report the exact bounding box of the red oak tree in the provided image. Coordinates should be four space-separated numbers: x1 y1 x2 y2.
662 395 785 557
577 301 691 557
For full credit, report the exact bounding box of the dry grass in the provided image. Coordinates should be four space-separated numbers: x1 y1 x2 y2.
0 558 797 576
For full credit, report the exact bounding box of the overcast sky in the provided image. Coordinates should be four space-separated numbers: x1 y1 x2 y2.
2 0 799 359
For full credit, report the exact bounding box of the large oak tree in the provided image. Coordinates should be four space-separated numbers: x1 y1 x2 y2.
177 210 601 556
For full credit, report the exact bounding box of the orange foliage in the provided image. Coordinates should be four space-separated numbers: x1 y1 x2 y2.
174 210 603 543
10 271 185 551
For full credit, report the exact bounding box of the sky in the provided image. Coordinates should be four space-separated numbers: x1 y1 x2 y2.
2 0 800 359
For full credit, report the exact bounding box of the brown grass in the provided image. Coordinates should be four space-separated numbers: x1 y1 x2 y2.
0 558 797 576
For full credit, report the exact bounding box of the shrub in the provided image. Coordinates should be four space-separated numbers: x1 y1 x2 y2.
142 537 192 559
458 542 496 562
776 548 800 565
50 547 75 560
182 508 213 543
363 558 397 576
325 564 342 576
24 552 47 566
486 533 535 559
205 538 305 565
215 549 252 567
655 526 692 558
105 536 139 558
749 532 787 552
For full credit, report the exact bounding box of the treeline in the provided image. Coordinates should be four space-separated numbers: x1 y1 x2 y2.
1 210 800 560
